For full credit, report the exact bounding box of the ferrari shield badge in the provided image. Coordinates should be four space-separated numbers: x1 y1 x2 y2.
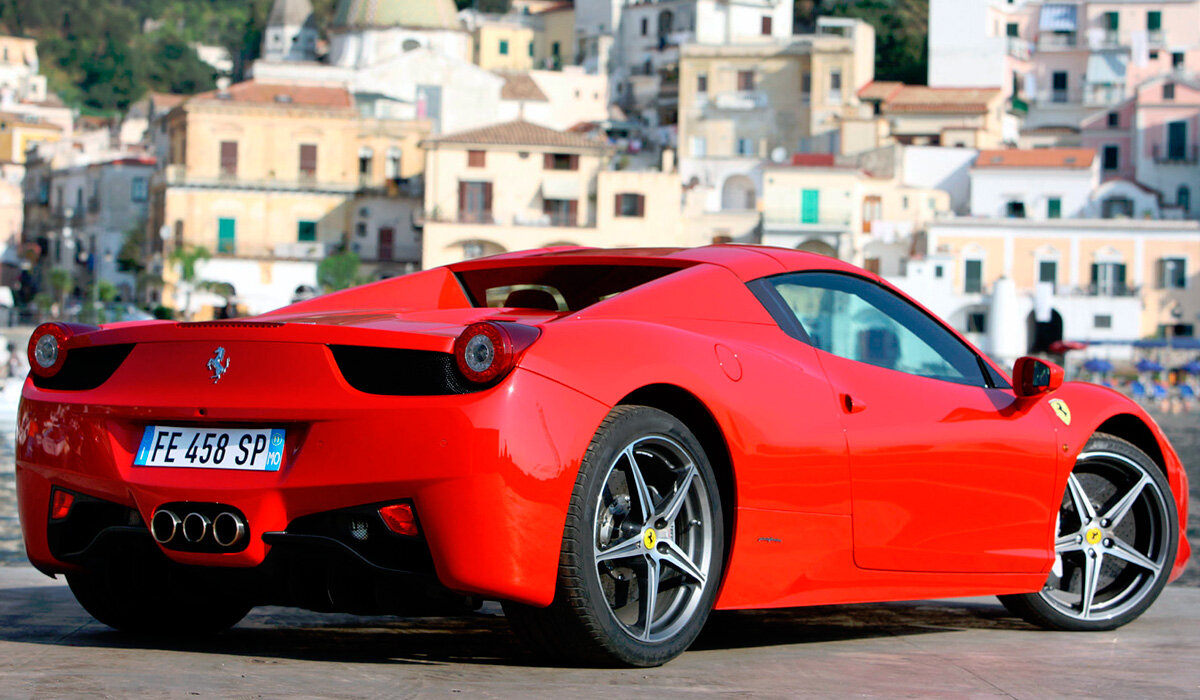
1049 399 1071 425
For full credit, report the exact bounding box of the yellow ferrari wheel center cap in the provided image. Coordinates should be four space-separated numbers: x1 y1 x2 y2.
1086 527 1103 545
643 528 658 549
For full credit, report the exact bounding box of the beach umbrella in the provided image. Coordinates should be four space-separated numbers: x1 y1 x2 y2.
1136 359 1164 373
1178 360 1200 374
1083 358 1113 373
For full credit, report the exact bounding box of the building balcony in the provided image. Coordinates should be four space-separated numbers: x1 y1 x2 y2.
1007 37 1031 61
429 210 595 229
159 165 359 194
1152 144 1199 165
764 208 853 231
1148 30 1165 46
711 91 769 111
1037 32 1078 50
1089 30 1122 50
273 241 331 260
1084 83 1125 106
1067 283 1140 298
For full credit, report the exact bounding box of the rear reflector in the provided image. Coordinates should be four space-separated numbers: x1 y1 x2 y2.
378 503 418 537
50 489 74 520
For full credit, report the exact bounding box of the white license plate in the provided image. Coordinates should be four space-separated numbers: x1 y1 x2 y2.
134 426 286 471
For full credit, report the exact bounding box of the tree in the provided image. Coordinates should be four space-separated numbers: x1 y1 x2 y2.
318 250 364 292
145 33 217 95
48 267 73 312
814 0 929 85
168 245 211 319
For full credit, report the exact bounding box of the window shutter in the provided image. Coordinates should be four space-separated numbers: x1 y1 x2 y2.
483 182 493 213
220 141 238 173
569 154 579 171
458 181 467 215
614 194 622 216
1090 263 1099 285
300 144 317 175
1156 258 1166 289
544 153 553 169
568 199 578 225
636 194 645 217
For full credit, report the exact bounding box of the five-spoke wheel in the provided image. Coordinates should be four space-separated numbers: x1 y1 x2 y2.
1001 432 1178 631
504 406 724 666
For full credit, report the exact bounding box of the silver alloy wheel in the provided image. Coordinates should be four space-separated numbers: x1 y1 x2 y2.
592 435 714 644
1039 450 1171 621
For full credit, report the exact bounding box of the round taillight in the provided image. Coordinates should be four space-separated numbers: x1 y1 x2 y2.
28 323 72 378
453 322 540 385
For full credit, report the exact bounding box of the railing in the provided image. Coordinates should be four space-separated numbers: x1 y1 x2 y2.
1090 30 1121 50
1038 32 1077 50
1153 144 1199 165
1074 283 1140 298
1007 37 1031 60
160 166 359 193
764 209 853 228
1084 83 1125 106
1148 30 1165 46
273 242 330 260
712 91 769 111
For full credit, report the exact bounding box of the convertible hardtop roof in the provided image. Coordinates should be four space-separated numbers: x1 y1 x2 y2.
446 244 874 282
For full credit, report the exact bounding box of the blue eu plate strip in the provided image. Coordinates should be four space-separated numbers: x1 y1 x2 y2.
135 427 155 466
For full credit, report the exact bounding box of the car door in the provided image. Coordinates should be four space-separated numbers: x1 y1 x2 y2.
755 271 1058 574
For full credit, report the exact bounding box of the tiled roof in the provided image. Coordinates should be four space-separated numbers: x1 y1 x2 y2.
882 86 1002 114
858 81 904 101
191 81 354 110
974 148 1096 169
534 2 574 14
149 92 188 110
332 0 461 30
498 73 549 102
0 112 62 130
425 120 606 150
789 153 837 167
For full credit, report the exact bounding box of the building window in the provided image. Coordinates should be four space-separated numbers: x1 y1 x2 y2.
468 150 486 168
1167 120 1187 160
1172 52 1184 69
528 41 534 57
1005 200 1026 218
551 41 560 57
463 242 485 259
697 73 707 93
1107 112 1119 128
1164 83 1175 100
966 311 987 333
1102 144 1119 171
219 141 238 177
690 136 706 157
761 16 772 35
1102 196 1134 218
737 70 754 92
297 220 317 242
358 147 373 177
1104 11 1119 32
1047 197 1062 219
641 18 648 36
1091 262 1127 295
378 227 394 261
544 153 579 170
1148 11 1161 32
1159 257 1187 289
299 144 317 179
458 181 493 223
934 265 944 278
830 69 843 103
801 72 811 97
615 193 646 218
736 138 755 156
386 147 402 180
1006 22 1019 38
1052 71 1068 103
499 39 509 55
1180 186 1192 215
217 217 236 254
543 198 577 226
1039 260 1058 292
131 176 148 203
1094 314 1113 329
964 259 983 293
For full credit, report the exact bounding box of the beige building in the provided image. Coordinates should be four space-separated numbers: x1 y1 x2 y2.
473 15 539 72
422 121 704 267
762 154 951 272
845 83 1010 154
150 80 430 313
0 111 61 164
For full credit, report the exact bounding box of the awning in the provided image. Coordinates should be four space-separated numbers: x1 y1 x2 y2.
1040 4 1078 32
1087 52 1127 83
541 178 581 201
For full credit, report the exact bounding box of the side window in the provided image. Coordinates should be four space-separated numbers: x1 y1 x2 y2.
758 272 988 387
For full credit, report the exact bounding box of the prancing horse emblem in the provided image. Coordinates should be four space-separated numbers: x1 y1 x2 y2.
207 347 231 383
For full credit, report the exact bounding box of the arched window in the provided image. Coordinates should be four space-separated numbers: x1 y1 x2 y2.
358 146 373 179
386 147 403 180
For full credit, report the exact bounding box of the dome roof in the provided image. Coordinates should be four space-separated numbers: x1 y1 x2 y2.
332 0 462 31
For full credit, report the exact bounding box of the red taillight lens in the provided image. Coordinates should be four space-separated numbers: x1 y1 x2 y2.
28 322 96 379
50 489 74 520
453 322 540 385
378 503 419 537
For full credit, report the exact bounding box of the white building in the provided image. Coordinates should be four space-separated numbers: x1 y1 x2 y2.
969 148 1101 219
927 0 1010 90
262 0 319 63
327 0 470 66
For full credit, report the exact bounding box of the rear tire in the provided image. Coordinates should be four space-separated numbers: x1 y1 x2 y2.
999 432 1177 631
505 405 725 667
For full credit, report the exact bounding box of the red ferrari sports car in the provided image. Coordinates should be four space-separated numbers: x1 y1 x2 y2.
16 245 1189 666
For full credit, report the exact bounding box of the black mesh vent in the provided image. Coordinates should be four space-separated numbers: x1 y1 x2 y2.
328 346 474 395
32 344 134 391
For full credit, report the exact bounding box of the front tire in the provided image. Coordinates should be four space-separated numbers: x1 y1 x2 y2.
1000 432 1178 631
505 405 725 667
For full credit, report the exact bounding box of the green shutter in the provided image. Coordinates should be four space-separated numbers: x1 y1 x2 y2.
1106 11 1119 31
800 189 819 224
1047 198 1062 219
500 39 508 55
1148 11 1161 31
298 221 317 242
529 42 534 57
217 218 236 254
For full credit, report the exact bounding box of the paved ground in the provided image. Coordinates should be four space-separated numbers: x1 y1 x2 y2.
0 565 1197 697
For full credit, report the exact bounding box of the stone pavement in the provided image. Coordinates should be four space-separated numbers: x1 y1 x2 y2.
0 566 1197 698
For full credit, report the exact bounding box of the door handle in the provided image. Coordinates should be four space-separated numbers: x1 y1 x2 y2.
841 393 867 414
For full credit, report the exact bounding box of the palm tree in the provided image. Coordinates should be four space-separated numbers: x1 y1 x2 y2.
168 245 211 319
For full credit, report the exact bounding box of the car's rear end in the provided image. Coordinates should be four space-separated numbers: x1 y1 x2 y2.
16 268 644 619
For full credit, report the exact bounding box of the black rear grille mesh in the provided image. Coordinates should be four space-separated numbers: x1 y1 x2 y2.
32 344 134 391
328 346 474 395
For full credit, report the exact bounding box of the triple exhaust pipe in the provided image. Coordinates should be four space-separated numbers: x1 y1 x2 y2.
151 508 247 548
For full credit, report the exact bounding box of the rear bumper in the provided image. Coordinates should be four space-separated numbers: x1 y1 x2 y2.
17 367 610 606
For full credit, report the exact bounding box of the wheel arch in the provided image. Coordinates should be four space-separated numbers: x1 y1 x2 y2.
617 384 737 573
1093 413 1166 476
